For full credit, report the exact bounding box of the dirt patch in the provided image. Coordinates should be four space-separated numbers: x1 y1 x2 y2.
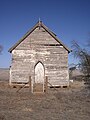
0 81 90 120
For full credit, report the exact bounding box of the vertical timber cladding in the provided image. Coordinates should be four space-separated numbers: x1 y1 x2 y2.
9 21 70 87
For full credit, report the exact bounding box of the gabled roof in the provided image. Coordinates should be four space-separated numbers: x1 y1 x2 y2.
8 21 71 53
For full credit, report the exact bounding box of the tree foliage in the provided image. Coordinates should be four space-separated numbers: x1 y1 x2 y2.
71 40 90 83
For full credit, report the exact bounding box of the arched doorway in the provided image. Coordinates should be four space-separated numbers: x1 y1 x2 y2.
33 62 45 92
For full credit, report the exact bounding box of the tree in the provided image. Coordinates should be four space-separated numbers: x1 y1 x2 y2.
0 45 3 53
71 40 90 84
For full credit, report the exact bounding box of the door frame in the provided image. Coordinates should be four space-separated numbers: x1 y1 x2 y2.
32 61 45 93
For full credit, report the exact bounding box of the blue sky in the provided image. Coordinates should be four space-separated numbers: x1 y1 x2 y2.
0 0 90 68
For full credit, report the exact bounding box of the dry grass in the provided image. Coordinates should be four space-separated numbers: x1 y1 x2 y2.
0 68 9 81
0 80 90 120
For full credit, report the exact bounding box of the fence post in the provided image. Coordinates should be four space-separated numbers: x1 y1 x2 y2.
45 76 48 93
29 76 31 92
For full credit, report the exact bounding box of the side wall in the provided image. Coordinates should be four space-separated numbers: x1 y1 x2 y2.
10 27 69 86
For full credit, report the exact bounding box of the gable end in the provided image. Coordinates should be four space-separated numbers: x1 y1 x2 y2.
8 21 71 53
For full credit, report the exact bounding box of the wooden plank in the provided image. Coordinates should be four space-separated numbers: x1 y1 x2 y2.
29 76 31 92
45 76 48 93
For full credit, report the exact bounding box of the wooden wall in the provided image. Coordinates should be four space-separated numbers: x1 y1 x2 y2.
10 27 69 86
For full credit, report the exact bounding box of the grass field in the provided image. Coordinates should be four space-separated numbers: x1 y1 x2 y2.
0 69 90 120
0 80 90 120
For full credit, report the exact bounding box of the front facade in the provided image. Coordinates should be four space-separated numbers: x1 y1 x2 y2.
9 21 70 91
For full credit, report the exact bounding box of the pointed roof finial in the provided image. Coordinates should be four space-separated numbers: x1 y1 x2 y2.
38 17 41 29
39 17 40 23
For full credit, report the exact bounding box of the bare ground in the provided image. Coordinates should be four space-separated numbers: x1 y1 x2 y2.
0 80 90 120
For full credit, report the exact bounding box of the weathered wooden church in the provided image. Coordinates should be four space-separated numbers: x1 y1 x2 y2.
9 21 71 92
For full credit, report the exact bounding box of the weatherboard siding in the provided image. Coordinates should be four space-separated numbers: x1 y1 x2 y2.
10 26 69 86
